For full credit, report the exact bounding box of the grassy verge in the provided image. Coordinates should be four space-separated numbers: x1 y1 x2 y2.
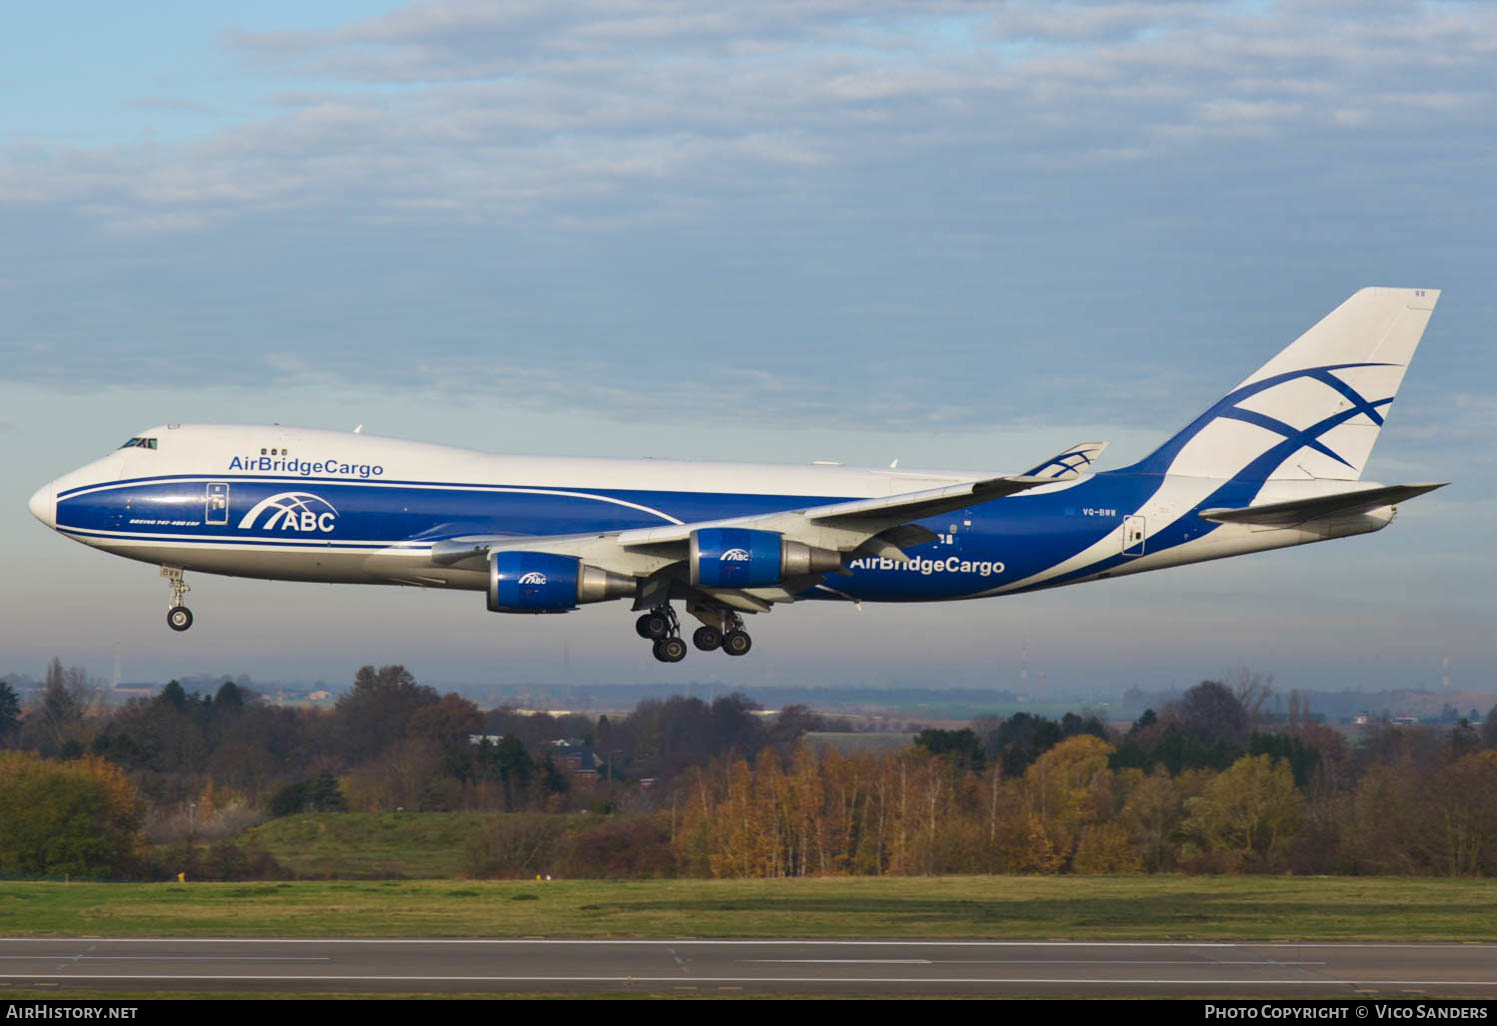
246 812 502 879
3 876 1494 941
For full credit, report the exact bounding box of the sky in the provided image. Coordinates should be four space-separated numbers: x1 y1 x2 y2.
2 0 1495 698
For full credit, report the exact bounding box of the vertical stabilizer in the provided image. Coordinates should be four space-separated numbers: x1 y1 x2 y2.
1132 287 1439 481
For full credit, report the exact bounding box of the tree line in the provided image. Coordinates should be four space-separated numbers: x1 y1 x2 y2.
1 661 1494 880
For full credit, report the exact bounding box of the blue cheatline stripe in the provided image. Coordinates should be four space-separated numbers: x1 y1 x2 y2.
56 475 688 526
58 527 435 551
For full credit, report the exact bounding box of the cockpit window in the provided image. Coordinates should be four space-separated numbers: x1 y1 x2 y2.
119 437 158 450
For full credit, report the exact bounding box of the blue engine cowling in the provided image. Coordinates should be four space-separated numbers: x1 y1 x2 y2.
689 528 842 588
488 551 635 613
691 528 784 588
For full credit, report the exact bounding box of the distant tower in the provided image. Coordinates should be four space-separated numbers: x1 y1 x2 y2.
1441 655 1451 691
112 649 121 690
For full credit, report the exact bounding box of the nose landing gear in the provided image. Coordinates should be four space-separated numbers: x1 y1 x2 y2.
162 566 194 632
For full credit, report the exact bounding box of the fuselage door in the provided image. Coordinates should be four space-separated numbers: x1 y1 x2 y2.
1121 514 1146 557
206 483 230 526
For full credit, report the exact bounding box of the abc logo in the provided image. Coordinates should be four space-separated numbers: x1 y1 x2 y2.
237 492 338 533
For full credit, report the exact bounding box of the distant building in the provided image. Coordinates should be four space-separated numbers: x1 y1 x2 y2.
547 739 605 784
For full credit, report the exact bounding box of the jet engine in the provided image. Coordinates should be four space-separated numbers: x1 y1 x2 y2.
488 551 635 613
689 527 841 588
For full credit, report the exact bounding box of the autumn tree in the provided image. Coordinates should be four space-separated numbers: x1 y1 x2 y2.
0 752 143 878
1011 734 1116 871
1427 750 1497 876
1181 755 1303 871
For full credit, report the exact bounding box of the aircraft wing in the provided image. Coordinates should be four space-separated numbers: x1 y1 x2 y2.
429 441 1105 609
1198 482 1446 527
613 440 1105 552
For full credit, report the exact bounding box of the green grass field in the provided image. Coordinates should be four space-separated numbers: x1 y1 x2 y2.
3 876 1494 942
247 812 508 878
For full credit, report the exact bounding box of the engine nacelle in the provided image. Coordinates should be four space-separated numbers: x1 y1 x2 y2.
487 551 635 613
689 527 842 588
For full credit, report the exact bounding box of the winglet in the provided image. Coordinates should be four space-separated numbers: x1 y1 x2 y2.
1021 441 1108 480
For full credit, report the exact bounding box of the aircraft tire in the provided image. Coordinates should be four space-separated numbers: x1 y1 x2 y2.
692 626 722 651
722 630 752 657
653 637 688 663
637 613 670 639
167 606 194 632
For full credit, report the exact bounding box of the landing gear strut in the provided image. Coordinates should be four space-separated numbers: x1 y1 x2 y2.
162 566 193 632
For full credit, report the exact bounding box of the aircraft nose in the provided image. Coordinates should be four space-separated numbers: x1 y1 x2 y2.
28 481 55 528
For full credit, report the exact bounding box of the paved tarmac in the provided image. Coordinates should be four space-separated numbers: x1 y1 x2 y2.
3 938 1496 997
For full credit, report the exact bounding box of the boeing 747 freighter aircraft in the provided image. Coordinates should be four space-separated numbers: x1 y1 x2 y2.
28 288 1445 662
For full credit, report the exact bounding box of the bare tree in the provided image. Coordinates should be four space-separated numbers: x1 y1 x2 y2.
1228 668 1276 729
26 658 100 755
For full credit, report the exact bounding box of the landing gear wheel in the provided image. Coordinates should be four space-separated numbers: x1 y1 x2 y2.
636 612 671 639
692 625 722 651
722 629 752 657
653 637 688 663
167 606 194 632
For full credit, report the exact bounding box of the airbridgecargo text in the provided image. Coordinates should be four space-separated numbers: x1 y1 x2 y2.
846 556 1004 576
227 456 384 478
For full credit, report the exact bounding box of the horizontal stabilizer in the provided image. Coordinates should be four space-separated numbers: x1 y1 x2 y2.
1199 482 1446 527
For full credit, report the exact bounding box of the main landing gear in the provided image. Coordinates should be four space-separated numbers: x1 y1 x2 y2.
635 604 751 662
162 566 194 632
635 606 687 662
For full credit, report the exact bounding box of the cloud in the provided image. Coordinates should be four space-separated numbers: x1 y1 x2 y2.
0 2 1492 233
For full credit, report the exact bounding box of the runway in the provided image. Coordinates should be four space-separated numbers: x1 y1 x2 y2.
4 939 1497 996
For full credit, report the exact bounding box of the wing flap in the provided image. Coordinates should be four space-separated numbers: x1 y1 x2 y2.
1199 482 1446 527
